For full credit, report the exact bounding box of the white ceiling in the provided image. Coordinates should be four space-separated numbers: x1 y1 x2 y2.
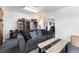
3 6 66 14
34 6 65 13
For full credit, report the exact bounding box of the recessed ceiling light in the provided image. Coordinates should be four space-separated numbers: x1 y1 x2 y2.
24 6 39 13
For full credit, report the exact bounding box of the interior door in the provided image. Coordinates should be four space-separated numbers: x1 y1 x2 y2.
0 7 3 45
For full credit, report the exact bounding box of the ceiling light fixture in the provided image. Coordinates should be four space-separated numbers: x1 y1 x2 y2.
24 6 39 13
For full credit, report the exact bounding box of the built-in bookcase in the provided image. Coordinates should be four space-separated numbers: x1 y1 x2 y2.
17 18 38 31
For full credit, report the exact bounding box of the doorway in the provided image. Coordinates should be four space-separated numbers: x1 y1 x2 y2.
0 7 3 45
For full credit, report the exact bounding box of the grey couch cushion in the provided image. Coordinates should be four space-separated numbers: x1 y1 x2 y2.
37 36 47 43
17 33 25 52
37 30 42 37
29 31 38 39
0 39 18 53
46 35 53 40
25 39 37 52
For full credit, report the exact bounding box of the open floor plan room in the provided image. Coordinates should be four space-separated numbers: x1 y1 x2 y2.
0 6 79 53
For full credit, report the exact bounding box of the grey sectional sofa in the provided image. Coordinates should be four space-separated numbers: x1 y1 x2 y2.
18 29 54 53
0 29 54 53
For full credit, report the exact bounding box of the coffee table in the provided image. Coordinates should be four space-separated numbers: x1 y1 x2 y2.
38 38 68 53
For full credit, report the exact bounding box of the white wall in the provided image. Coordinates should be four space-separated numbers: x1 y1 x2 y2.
46 7 79 40
3 8 32 40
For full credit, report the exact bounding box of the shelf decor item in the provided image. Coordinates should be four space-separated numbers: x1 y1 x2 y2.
30 19 38 30
17 18 30 31
10 30 17 39
26 20 30 31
